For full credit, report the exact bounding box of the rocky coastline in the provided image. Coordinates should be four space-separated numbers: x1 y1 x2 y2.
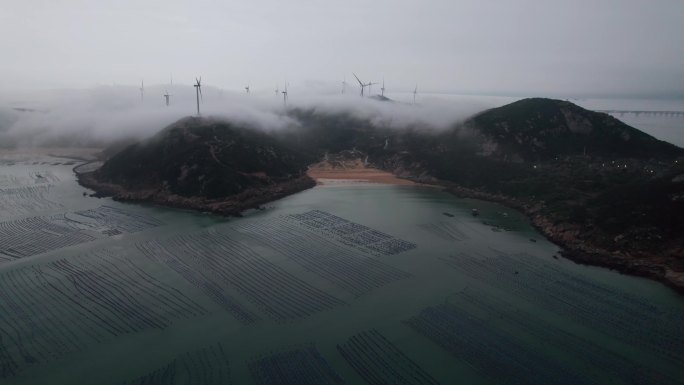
439 182 684 295
77 170 316 217
79 156 684 294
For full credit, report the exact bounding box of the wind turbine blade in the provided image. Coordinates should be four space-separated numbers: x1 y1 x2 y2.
352 73 364 86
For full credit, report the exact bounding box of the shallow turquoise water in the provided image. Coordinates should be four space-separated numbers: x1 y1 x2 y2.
0 155 682 385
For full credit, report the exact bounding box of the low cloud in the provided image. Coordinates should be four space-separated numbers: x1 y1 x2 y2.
0 85 506 149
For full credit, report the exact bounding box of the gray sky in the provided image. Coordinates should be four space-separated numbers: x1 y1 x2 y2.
2 0 683 98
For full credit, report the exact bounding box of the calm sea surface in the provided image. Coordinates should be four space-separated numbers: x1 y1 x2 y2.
0 153 682 384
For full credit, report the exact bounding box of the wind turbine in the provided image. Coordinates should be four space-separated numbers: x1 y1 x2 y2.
139 80 144 103
413 84 418 105
281 83 288 106
163 90 171 106
275 85 279 96
381 78 386 97
245 84 250 94
342 76 348 94
194 77 203 116
353 73 367 97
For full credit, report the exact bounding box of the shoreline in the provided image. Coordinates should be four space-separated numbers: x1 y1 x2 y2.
77 171 316 217
76 160 684 295
435 181 684 295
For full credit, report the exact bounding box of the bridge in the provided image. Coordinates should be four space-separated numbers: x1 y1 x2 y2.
596 110 684 117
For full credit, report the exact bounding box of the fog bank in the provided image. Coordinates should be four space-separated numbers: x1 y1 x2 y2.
0 85 499 149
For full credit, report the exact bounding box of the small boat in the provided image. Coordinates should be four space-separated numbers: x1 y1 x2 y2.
442 212 454 217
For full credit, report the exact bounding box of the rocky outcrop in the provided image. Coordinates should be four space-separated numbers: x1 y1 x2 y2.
442 183 684 294
78 170 315 216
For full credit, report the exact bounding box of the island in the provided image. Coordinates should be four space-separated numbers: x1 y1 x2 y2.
79 98 684 293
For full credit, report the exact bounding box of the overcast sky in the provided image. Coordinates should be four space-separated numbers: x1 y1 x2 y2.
1 0 683 98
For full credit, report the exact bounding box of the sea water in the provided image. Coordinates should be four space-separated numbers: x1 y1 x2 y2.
0 153 682 385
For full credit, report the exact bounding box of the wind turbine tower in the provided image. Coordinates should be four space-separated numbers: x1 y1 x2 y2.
342 76 347 94
381 78 386 97
281 83 288 106
163 90 171 106
194 77 203 116
413 84 418 105
140 80 144 103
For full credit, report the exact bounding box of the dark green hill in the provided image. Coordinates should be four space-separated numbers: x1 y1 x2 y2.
469 98 683 161
95 117 314 199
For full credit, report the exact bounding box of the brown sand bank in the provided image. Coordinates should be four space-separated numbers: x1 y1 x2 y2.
307 159 421 186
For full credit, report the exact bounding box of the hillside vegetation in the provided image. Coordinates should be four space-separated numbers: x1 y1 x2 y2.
97 117 314 199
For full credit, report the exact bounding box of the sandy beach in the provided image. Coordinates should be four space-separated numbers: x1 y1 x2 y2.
307 159 419 186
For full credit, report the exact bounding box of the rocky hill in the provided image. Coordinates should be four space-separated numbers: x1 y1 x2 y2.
467 98 683 161
80 117 315 215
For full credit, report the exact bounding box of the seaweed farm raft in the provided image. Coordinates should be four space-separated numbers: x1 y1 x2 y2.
285 210 417 256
